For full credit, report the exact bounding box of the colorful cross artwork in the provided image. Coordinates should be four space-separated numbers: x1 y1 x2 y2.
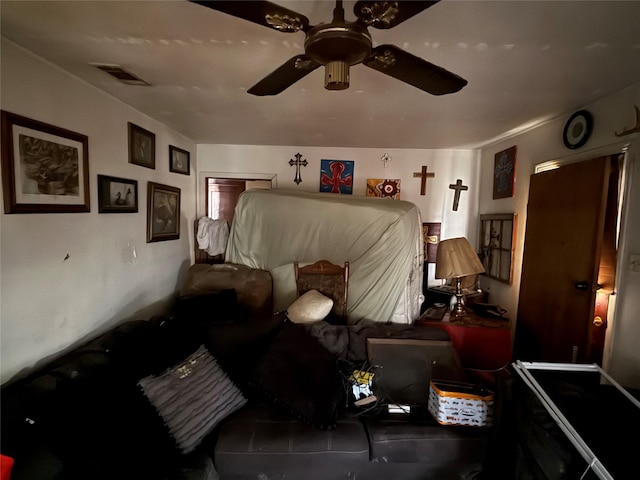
366 178 401 200
320 159 354 194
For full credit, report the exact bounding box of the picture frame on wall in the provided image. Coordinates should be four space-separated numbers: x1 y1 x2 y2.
493 145 516 199
147 181 180 242
97 174 138 213
128 122 155 169
319 159 354 194
1 110 90 214
169 145 190 175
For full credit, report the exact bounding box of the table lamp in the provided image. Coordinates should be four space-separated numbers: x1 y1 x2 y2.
435 237 485 318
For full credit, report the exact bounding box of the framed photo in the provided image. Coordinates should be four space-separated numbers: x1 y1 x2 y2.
128 122 155 169
366 178 401 199
422 222 441 263
319 159 354 194
493 146 516 199
147 181 180 242
97 174 138 213
1 110 90 214
169 145 190 175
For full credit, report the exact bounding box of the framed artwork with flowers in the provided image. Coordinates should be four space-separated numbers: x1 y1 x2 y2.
493 146 516 199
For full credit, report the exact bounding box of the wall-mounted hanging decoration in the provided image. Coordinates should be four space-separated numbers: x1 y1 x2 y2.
320 159 353 194
381 153 391 168
422 222 441 263
169 145 190 175
289 152 308 185
366 178 400 199
615 105 640 137
1 110 90 213
479 213 515 284
413 165 435 196
147 182 180 243
97 175 137 213
128 122 155 169
562 110 593 149
493 146 516 199
449 179 468 211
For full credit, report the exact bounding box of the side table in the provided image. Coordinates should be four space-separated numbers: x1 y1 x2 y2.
416 311 512 372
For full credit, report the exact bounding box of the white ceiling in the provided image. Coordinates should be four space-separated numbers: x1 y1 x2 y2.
2 0 640 149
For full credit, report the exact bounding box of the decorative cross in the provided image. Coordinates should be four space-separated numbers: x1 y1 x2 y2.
449 179 468 211
381 153 391 168
413 166 435 196
289 152 308 185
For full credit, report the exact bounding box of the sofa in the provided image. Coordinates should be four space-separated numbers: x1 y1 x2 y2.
1 263 502 480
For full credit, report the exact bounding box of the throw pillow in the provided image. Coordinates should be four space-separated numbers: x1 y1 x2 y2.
249 320 345 429
139 345 247 454
287 289 334 324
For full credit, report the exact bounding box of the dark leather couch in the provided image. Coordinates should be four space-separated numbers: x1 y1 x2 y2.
1 263 498 480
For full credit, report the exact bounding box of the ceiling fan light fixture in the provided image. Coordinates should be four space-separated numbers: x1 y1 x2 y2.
325 61 349 90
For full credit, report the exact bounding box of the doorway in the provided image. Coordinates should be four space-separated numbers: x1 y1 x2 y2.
515 155 622 365
195 175 273 264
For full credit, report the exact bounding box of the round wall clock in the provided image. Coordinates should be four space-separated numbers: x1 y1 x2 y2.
563 110 593 149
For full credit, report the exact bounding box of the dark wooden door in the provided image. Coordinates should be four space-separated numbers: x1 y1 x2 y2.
515 156 611 363
207 179 246 222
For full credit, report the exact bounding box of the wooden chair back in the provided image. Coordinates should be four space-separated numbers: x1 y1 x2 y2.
294 260 349 323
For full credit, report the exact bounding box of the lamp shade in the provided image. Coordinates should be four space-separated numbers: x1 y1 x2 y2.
435 237 485 279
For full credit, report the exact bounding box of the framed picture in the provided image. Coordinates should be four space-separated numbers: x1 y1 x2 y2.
493 146 516 199
128 122 155 169
422 222 441 263
319 159 354 194
169 145 190 175
479 213 516 284
1 110 90 213
97 174 138 213
366 178 401 199
147 181 180 242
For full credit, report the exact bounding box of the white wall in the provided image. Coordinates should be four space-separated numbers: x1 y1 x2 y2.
478 82 640 388
0 39 197 384
197 145 481 284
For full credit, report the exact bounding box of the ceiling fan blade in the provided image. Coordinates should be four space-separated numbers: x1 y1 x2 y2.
191 1 310 33
365 44 467 95
248 55 321 96
354 1 439 29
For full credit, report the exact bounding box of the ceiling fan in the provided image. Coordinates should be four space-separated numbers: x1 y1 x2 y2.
191 0 467 96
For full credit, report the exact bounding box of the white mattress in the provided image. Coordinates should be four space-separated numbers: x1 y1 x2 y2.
225 189 424 324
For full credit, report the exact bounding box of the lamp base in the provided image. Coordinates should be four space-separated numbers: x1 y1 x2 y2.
451 277 468 318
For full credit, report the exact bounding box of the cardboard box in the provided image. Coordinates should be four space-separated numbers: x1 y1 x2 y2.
428 380 494 427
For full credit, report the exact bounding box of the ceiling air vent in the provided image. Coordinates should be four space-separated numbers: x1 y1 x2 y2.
91 64 150 86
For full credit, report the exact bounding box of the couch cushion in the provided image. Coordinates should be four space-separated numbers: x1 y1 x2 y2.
180 263 273 319
139 345 247 454
213 403 369 478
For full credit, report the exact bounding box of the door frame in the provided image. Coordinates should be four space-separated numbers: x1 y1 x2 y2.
197 171 277 218
529 139 633 369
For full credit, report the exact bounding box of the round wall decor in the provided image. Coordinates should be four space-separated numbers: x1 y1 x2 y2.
563 110 593 149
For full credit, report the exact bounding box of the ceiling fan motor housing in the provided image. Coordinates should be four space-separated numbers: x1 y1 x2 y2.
304 23 372 90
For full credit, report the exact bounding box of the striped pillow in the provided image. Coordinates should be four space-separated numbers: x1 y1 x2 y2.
138 345 246 454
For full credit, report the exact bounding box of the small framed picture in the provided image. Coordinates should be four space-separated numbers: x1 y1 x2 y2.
97 174 138 213
128 122 155 169
169 145 190 175
493 146 516 199
147 181 180 243
1 110 90 213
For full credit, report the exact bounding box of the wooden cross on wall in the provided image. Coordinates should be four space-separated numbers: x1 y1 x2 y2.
449 179 468 211
413 166 435 195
